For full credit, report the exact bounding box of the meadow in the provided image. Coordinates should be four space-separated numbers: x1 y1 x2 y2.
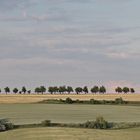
0 127 140 140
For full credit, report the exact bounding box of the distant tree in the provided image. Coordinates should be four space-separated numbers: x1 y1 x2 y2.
123 87 129 94
0 89 1 93
48 86 59 94
13 88 18 94
58 86 67 94
4 87 10 94
115 87 122 93
40 86 46 94
99 86 106 94
27 90 31 94
22 86 27 94
83 86 88 94
67 86 73 94
35 87 41 94
48 87 54 94
130 88 135 93
53 86 59 93
91 86 99 94
75 87 83 94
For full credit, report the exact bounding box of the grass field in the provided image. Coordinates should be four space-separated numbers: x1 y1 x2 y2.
0 94 140 104
0 104 140 124
0 127 140 140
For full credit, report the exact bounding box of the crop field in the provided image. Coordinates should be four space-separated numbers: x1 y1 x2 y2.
0 95 140 140
0 127 140 140
0 94 140 104
0 104 140 124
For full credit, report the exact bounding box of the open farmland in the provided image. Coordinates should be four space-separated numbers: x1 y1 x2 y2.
0 127 140 140
0 104 140 124
0 94 140 104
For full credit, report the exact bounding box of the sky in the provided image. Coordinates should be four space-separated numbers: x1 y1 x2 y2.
0 0 140 92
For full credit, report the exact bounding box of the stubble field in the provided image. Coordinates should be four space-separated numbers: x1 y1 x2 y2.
0 127 140 140
0 94 139 103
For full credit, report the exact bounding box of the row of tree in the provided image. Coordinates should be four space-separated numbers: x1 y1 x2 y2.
48 86 106 94
0 86 135 94
115 87 135 93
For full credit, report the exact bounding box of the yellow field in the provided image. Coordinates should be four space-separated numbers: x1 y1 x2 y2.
0 127 140 140
0 94 139 103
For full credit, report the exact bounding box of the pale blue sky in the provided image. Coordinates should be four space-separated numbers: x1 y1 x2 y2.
0 0 140 92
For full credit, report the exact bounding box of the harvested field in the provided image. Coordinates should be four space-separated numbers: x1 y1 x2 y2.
0 127 140 140
0 94 139 104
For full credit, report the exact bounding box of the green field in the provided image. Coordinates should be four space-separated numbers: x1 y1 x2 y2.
0 104 140 124
0 127 140 140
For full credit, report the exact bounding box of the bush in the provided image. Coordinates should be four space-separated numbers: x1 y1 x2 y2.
41 120 51 127
59 99 64 103
90 99 95 104
65 97 73 104
82 116 109 129
75 99 80 103
0 119 14 132
101 100 107 104
83 121 96 128
94 116 109 129
115 97 125 104
4 123 14 130
0 124 6 131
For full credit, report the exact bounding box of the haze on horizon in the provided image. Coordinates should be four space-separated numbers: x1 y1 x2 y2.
0 0 140 92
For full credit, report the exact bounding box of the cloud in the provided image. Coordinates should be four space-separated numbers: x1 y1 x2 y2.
0 0 140 90
0 21 138 61
0 57 82 67
105 52 129 59
0 0 32 11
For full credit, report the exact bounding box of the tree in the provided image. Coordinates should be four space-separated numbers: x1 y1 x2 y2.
28 90 31 94
130 88 135 93
123 87 129 94
13 88 18 94
58 86 67 94
83 86 88 94
75 87 83 94
0 89 1 93
48 87 54 94
40 86 46 94
22 86 27 94
91 86 99 94
4 87 10 94
99 86 106 94
35 87 41 94
67 86 73 94
115 87 122 93
53 86 59 93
